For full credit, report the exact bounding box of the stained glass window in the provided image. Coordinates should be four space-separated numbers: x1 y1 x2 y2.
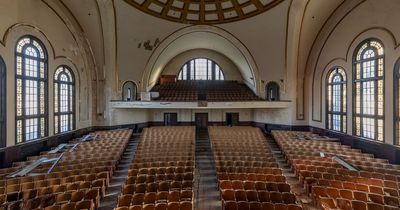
353 39 384 141
326 68 347 133
54 66 75 134
177 58 224 80
395 62 400 145
15 36 48 143
0 57 5 148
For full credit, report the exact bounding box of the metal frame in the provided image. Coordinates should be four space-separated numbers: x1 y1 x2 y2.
177 58 225 81
15 35 48 144
393 58 400 145
54 65 75 134
352 39 385 141
325 67 347 133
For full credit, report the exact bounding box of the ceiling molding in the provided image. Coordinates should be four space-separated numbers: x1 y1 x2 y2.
123 0 284 24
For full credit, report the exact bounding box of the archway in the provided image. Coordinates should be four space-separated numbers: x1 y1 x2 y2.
141 25 260 94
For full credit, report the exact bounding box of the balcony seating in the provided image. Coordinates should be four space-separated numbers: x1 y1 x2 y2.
151 81 262 101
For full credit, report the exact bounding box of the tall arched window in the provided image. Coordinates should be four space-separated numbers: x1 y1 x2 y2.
177 58 224 80
353 39 384 141
394 59 400 145
15 36 48 143
326 67 347 133
122 81 137 101
54 66 75 134
0 56 6 148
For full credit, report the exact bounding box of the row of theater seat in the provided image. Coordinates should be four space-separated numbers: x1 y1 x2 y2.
151 81 262 101
116 126 195 210
0 129 132 210
208 126 303 210
272 131 400 210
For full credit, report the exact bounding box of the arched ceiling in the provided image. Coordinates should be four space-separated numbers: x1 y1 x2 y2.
123 0 284 24
141 26 259 92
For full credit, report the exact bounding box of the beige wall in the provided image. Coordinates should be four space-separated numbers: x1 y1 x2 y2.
0 0 95 146
306 0 400 145
162 49 243 82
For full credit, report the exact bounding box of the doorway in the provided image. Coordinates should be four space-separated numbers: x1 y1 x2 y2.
195 113 208 131
164 113 178 126
226 113 239 126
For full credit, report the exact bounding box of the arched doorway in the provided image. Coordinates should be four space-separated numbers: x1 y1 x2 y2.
266 81 280 101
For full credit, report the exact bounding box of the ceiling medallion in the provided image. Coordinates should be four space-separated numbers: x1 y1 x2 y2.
124 0 284 24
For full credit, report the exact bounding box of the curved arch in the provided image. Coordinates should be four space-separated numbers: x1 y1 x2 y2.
311 28 396 122
54 65 75 134
325 67 347 133
141 25 260 93
15 35 49 143
177 57 224 81
352 38 385 141
265 81 280 101
122 81 137 101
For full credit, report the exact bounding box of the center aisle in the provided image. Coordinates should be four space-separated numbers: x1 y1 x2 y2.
194 129 221 210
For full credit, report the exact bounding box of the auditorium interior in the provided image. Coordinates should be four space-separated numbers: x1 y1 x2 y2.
0 0 400 210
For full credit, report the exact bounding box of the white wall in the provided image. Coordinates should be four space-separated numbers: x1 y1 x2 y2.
307 0 400 145
0 0 95 146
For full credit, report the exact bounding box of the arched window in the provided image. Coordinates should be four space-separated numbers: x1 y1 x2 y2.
122 81 137 101
265 81 280 101
15 36 48 143
54 66 75 134
177 58 224 80
353 39 384 141
0 56 5 148
394 59 400 145
326 67 347 133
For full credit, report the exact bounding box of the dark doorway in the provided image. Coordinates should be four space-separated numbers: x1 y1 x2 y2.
164 113 178 126
226 113 239 126
266 81 280 101
195 113 208 131
0 56 5 148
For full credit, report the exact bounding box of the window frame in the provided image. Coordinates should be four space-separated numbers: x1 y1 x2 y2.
54 65 75 134
177 58 225 81
394 58 400 146
15 35 49 144
326 67 347 133
352 39 385 141
0 56 6 148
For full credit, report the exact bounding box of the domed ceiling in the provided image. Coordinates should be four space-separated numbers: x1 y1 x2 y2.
123 0 284 24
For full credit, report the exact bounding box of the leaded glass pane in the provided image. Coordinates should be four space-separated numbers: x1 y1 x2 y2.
353 39 384 141
15 36 48 143
177 58 224 81
54 66 75 134
326 68 346 132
